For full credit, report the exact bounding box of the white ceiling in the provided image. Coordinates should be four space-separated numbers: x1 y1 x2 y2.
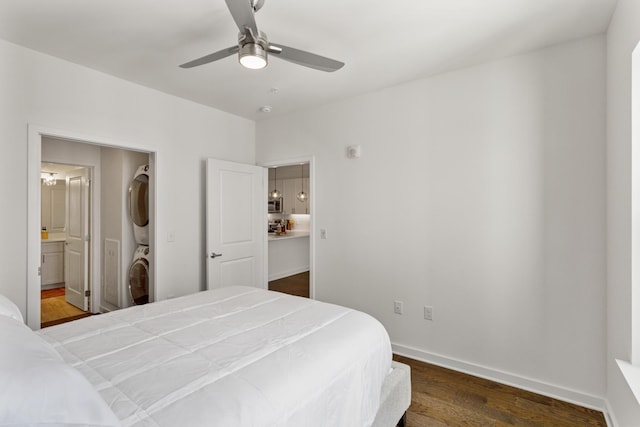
41 162 80 178
0 0 616 121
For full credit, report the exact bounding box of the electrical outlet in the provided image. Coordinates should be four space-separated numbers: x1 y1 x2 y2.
394 301 403 315
320 229 327 239
424 306 433 321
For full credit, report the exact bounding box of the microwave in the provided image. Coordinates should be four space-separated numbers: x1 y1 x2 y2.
268 198 283 213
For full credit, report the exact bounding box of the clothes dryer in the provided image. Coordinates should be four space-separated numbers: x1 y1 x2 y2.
129 164 149 245
128 245 149 305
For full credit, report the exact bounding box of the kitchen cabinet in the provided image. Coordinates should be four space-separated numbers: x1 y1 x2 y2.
41 241 64 286
268 232 310 281
282 178 309 215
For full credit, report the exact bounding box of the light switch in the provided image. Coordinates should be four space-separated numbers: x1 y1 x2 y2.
320 229 327 239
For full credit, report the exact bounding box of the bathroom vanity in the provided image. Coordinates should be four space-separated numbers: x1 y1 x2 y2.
41 235 65 287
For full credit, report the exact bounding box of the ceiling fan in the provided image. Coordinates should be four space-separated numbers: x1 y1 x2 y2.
180 0 344 72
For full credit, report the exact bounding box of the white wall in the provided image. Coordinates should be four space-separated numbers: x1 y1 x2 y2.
101 146 123 310
0 38 255 319
605 0 640 424
257 36 606 406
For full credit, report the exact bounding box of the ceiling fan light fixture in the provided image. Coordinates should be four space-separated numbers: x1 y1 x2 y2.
239 43 267 69
179 2 344 72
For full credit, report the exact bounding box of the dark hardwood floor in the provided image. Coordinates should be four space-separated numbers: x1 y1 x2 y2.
394 355 606 426
268 271 310 298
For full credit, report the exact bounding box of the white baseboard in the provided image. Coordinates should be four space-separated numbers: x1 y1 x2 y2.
392 342 608 416
603 399 618 427
41 283 64 290
98 306 113 313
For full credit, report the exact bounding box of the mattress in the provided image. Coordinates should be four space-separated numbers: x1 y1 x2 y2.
37 286 392 426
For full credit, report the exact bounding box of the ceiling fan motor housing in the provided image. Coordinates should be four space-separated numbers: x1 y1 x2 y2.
238 31 269 69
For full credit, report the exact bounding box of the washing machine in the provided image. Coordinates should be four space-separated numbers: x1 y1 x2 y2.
128 245 149 305
129 164 149 245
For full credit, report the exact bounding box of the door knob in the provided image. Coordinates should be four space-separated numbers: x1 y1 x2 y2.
210 252 223 259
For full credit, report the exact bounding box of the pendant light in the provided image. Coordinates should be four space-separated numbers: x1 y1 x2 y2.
296 164 307 202
269 167 281 199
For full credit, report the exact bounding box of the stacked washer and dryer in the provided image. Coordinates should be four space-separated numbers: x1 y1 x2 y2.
128 165 150 305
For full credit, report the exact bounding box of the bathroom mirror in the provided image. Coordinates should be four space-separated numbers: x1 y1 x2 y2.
129 174 149 227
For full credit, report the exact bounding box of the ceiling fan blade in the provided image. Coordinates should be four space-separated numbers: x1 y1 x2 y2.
225 0 259 37
268 43 344 72
252 0 265 12
179 46 239 68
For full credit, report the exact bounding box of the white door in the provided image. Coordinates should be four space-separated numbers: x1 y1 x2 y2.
65 168 90 310
207 159 266 290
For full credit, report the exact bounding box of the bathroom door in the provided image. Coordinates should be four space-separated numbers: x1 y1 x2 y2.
206 159 266 290
65 168 90 311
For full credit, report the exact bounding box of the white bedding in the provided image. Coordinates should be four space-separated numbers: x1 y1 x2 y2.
37 286 392 427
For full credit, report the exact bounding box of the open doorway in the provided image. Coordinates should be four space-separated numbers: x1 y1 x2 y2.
38 138 151 328
262 157 315 299
40 162 93 327
27 125 156 330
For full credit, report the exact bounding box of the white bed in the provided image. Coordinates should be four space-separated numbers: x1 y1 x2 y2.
0 287 403 427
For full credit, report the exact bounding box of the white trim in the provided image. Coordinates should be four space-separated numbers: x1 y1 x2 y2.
259 156 315 299
617 359 640 407
27 128 42 329
631 40 640 366
604 398 620 427
392 342 608 415
27 124 158 329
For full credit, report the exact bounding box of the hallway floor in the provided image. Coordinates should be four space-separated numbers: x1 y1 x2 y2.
268 271 309 298
41 287 91 328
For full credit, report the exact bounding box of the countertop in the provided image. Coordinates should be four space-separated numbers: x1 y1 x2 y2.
41 232 66 243
268 230 310 241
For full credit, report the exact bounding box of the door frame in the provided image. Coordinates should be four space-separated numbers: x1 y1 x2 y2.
27 124 157 329
259 156 316 299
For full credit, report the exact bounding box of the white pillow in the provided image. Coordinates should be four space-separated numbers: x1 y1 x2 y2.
0 316 121 426
0 294 23 323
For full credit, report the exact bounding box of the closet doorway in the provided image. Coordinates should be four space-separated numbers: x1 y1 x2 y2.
27 125 156 330
262 157 315 299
